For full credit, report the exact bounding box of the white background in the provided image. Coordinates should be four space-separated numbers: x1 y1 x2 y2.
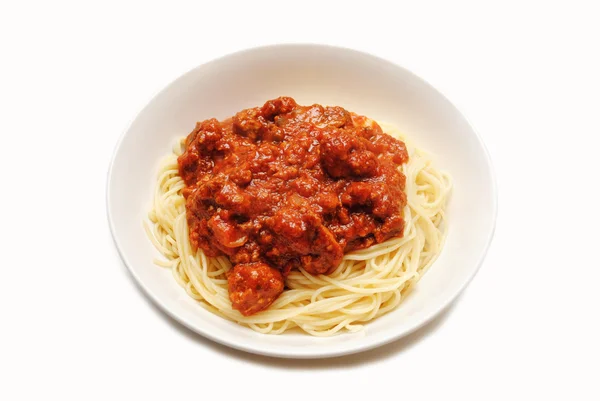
1 1 599 400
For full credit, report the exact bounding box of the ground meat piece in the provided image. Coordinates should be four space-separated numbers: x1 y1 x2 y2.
261 97 297 120
300 225 343 274
371 133 409 164
232 108 265 140
320 106 353 128
320 131 379 178
228 263 284 316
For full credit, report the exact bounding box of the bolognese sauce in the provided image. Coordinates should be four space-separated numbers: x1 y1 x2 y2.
178 97 409 316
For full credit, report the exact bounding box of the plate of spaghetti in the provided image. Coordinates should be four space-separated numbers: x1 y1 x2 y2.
107 44 496 358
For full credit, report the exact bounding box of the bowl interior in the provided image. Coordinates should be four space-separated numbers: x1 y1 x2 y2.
107 44 496 358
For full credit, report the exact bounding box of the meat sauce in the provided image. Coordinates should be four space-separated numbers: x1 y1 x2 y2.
178 97 409 316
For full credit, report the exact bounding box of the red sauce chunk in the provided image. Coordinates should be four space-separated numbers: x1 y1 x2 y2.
178 97 409 316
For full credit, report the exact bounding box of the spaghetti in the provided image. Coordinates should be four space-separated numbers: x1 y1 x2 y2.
145 123 451 336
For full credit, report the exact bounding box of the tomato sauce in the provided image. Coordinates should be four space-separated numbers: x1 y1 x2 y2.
178 97 408 315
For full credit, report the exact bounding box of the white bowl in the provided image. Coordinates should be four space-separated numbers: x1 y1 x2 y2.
107 44 497 358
